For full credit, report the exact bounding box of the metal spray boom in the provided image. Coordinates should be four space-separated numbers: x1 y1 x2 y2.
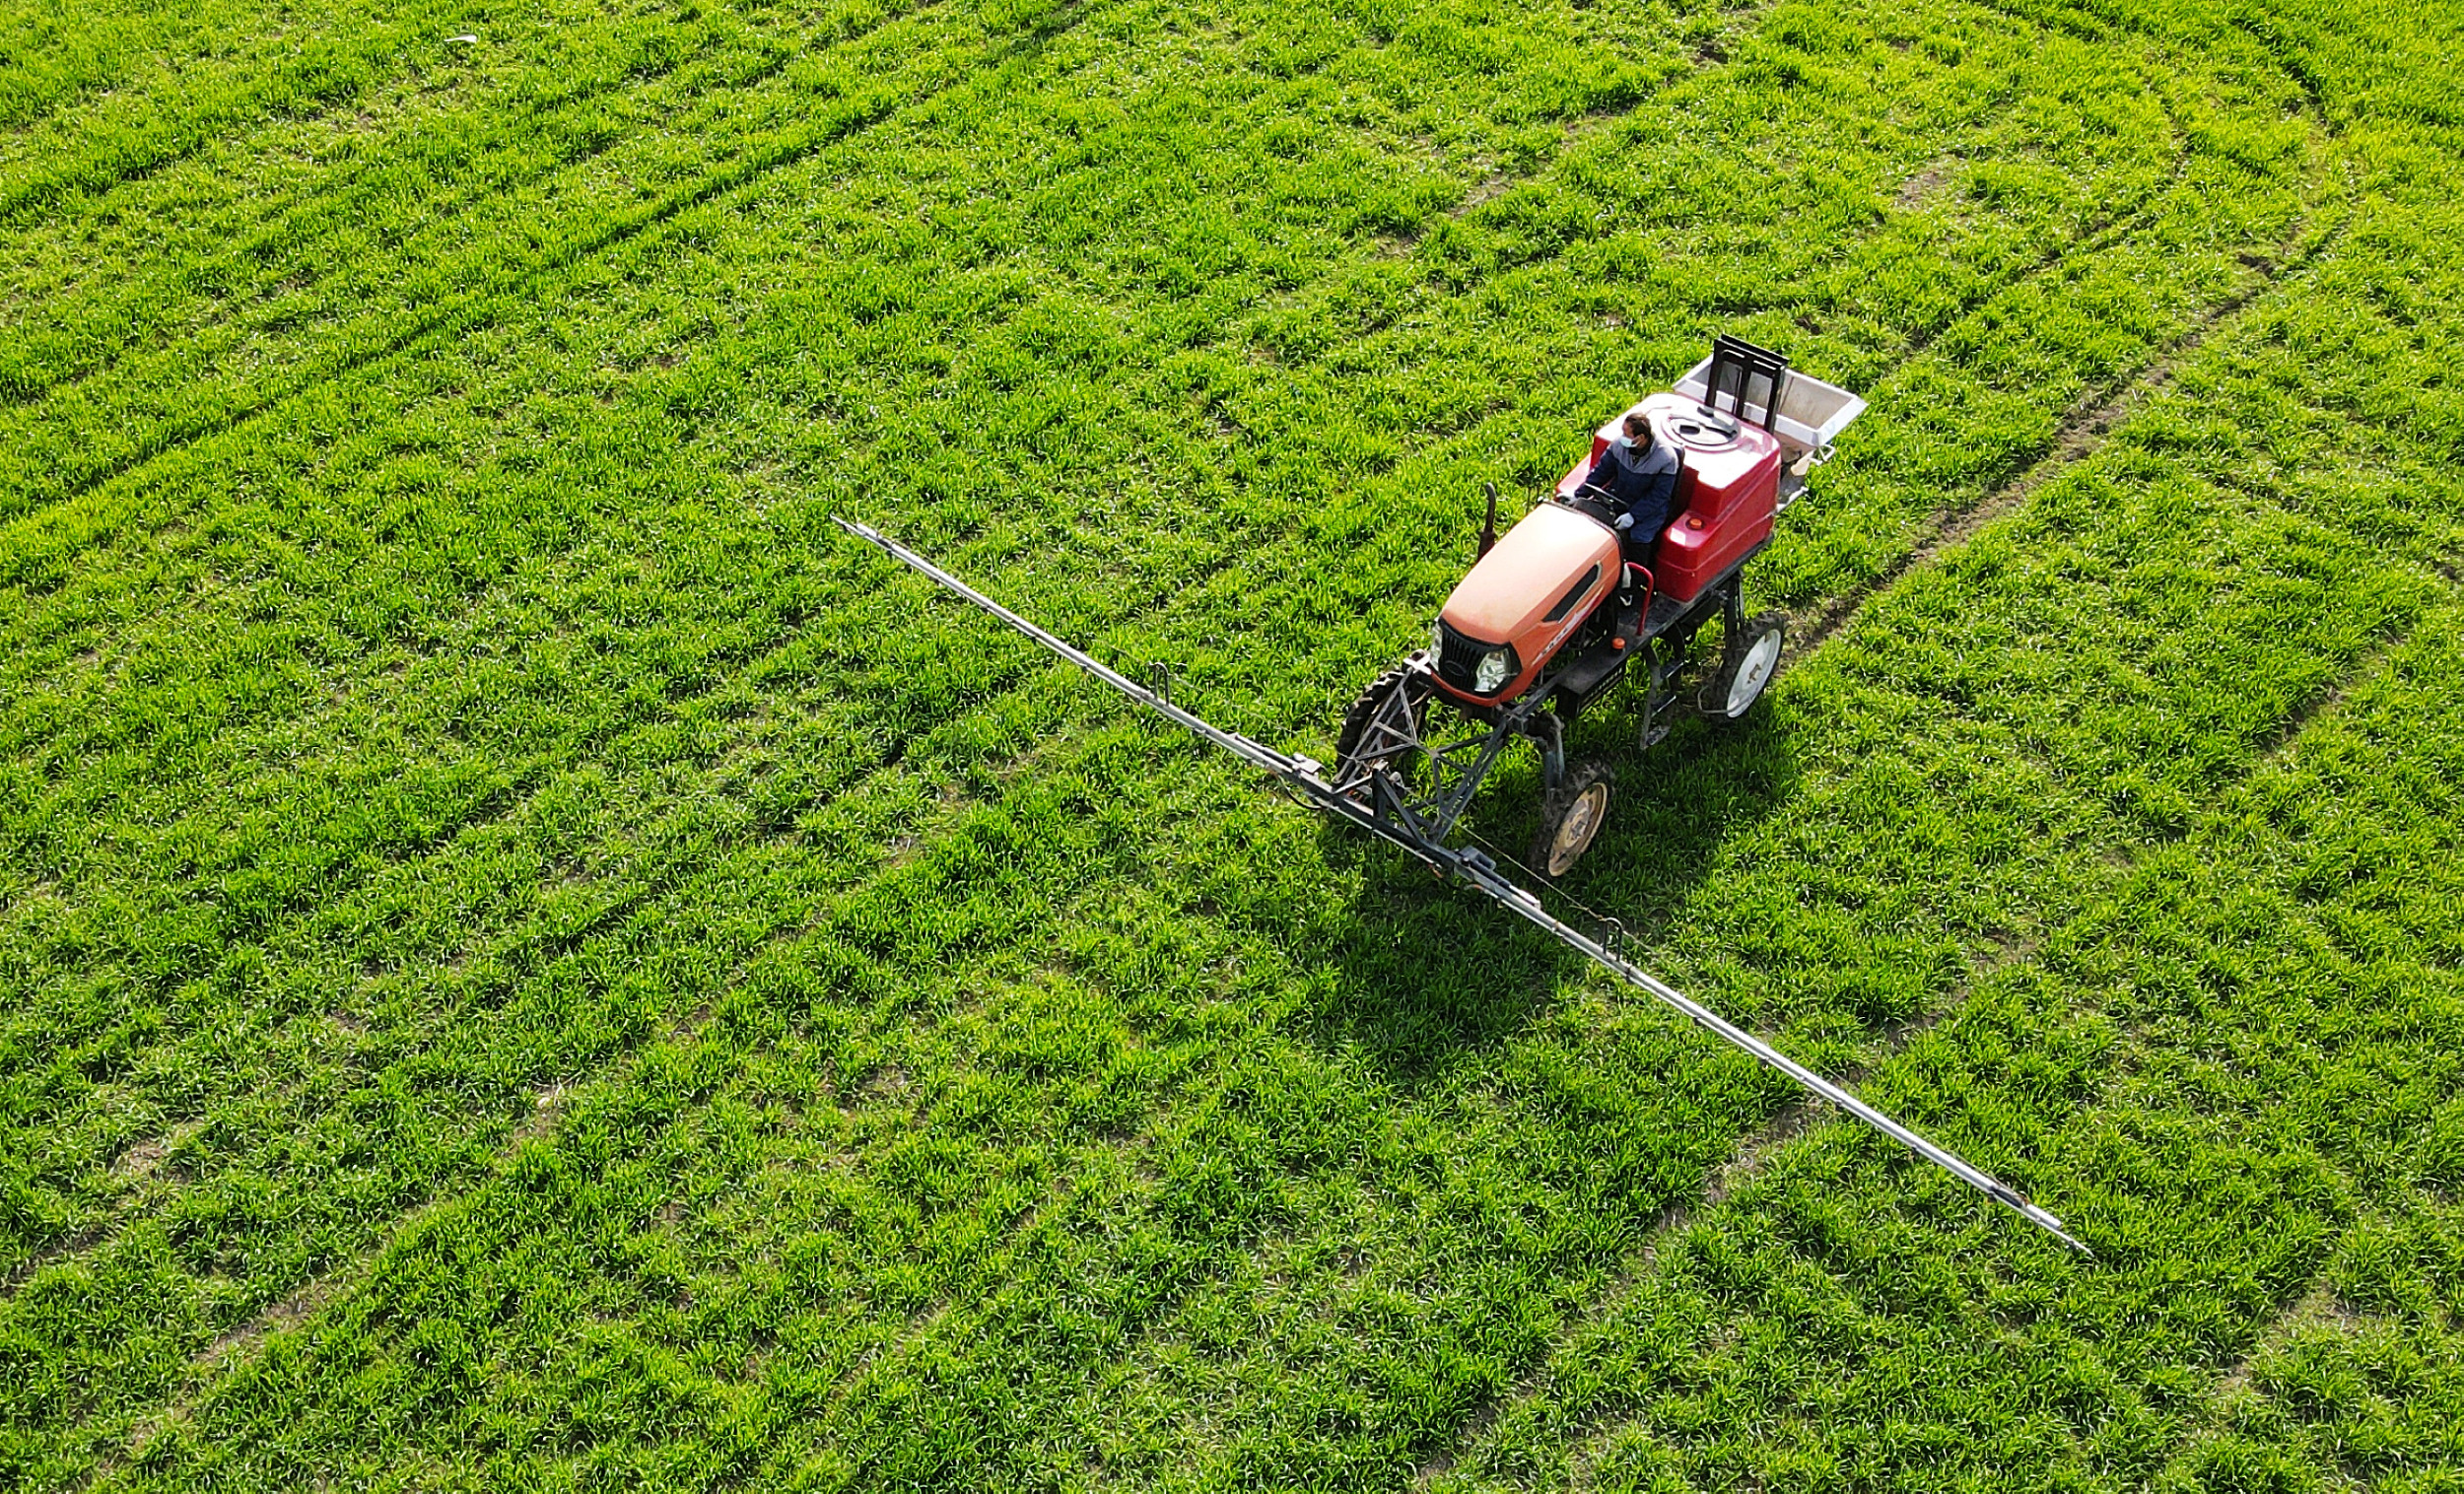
833 515 2089 1256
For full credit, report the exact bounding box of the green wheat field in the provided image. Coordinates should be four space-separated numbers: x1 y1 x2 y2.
4 0 2462 1485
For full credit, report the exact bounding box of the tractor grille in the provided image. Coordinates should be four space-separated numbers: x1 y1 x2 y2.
1434 619 1511 695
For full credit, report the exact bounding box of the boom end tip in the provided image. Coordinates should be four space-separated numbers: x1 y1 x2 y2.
2023 1203 2092 1258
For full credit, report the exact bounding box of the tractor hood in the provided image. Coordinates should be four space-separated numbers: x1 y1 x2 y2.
1435 502 1619 701
1442 503 1619 643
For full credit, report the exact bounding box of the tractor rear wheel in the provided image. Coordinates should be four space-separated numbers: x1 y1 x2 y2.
1334 660 1432 785
1531 761 1612 879
1702 611 1785 722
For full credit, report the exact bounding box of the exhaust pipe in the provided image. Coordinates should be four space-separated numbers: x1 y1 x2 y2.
1479 482 1499 558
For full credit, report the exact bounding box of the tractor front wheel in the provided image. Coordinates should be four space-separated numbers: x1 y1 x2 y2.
1702 611 1785 722
1531 762 1612 880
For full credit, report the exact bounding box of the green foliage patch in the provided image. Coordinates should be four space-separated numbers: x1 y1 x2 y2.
3 0 2461 1484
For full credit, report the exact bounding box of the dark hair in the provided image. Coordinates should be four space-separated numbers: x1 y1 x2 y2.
1621 412 1651 439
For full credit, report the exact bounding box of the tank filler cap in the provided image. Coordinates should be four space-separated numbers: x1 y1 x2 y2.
1665 411 1740 449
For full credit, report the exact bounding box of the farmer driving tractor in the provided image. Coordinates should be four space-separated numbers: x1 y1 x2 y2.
1584 410 1681 561
1581 410 1681 639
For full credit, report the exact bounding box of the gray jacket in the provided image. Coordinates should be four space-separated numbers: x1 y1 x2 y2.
1582 438 1680 546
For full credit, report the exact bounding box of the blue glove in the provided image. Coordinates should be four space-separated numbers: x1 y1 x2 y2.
1613 511 1635 531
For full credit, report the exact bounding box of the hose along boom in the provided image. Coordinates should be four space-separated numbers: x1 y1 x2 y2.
834 516 2088 1256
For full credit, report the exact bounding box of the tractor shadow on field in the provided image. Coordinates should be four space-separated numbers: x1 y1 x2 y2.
1297 697 1802 1089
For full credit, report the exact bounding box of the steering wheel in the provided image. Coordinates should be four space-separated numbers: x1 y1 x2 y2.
1570 482 1624 525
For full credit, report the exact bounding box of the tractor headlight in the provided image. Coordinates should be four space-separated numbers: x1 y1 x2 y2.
1472 647 1514 696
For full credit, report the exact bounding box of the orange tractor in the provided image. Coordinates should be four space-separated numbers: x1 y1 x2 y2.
1333 335 1865 877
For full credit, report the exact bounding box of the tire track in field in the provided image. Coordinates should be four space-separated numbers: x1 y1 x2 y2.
8 102 874 509
0 0 1114 497
1758 59 2204 648
0 69 677 412
2143 1233 2374 1478
0 4 433 214
1781 195 2349 669
2226 573 2429 784
0 0 1058 542
0 0 768 226
0 0 902 415
1764 1 2361 717
1888 36 2199 363
0 61 363 228
1422 17 2188 353
0 0 2180 554
2150 1209 2457 1485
